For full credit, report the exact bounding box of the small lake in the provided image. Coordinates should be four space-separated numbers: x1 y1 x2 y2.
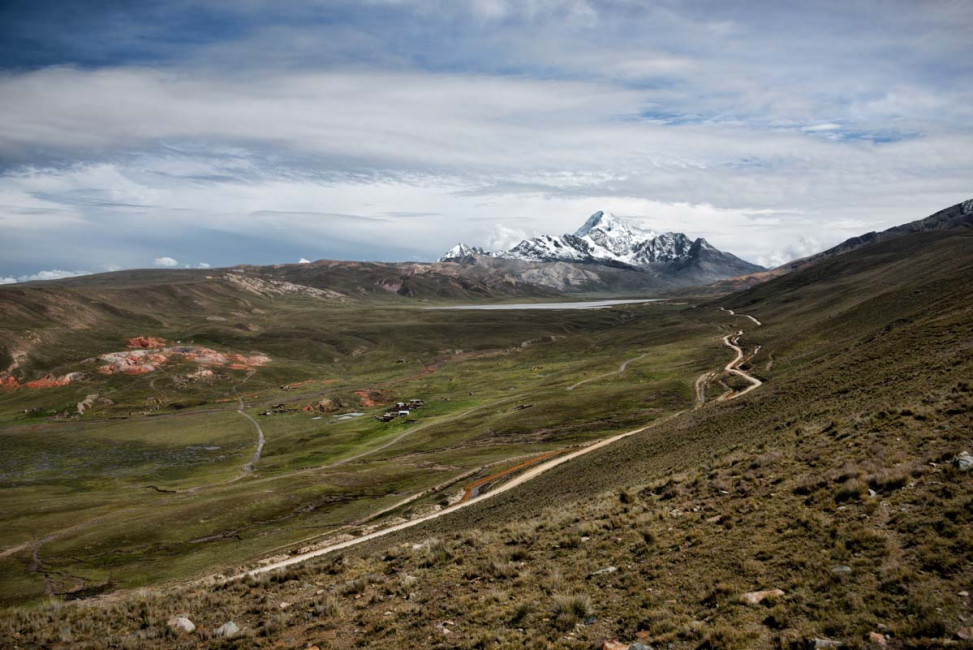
426 299 661 311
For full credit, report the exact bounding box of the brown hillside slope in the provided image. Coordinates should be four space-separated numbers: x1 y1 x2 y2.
671 197 973 298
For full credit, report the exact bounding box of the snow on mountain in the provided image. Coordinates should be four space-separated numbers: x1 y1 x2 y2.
574 211 656 259
435 211 763 279
437 243 493 262
501 211 715 268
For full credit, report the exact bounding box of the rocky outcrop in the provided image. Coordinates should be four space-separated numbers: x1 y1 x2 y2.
166 616 195 634
740 588 785 605
953 451 972 472
222 273 345 301
215 621 239 638
77 394 114 415
94 345 270 375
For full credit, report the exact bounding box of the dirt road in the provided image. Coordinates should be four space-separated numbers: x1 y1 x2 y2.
230 409 689 580
720 306 762 326
717 330 762 400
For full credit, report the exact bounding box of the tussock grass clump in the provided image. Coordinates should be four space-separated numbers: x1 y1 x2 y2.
509 601 532 626
314 594 342 618
413 537 454 568
556 533 582 549
866 465 911 493
551 593 592 630
834 477 866 502
503 520 537 546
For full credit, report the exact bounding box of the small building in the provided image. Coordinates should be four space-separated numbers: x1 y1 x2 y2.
407 399 424 408
398 410 410 417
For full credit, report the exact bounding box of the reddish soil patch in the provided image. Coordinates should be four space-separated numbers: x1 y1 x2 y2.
0 375 21 391
25 375 72 389
354 390 378 407
126 336 168 349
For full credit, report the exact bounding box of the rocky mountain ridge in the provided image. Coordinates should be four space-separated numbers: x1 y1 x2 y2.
438 210 764 287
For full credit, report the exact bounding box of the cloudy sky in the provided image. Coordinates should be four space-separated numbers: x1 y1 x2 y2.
1 0 971 282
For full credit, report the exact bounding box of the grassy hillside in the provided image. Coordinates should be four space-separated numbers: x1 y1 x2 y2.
0 291 736 608
1 219 971 648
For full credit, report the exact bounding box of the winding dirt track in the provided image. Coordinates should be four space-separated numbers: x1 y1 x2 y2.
717 331 762 400
720 306 762 326
716 306 763 400
230 308 765 580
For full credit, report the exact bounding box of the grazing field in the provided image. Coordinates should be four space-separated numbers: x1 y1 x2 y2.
0 295 746 606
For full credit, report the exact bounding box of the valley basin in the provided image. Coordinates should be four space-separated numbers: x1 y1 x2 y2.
425 299 661 310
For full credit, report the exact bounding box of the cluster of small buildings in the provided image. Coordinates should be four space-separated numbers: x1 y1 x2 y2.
376 399 424 422
259 402 296 416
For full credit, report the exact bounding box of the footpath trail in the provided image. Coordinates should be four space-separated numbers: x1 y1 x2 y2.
145 370 265 494
694 370 715 408
229 308 766 580
566 352 649 391
235 372 265 474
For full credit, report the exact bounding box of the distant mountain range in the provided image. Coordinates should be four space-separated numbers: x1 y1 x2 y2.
438 210 764 288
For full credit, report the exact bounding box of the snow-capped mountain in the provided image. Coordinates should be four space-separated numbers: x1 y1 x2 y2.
502 211 710 268
437 243 493 263
438 211 764 282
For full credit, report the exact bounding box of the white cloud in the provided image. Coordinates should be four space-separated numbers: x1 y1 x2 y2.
0 2 971 271
485 224 531 252
197 262 212 268
298 258 311 264
16 269 91 282
0 277 16 285
802 123 841 132
757 235 825 268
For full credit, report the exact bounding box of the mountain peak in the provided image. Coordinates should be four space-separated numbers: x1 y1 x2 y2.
437 243 492 263
575 211 617 237
434 210 763 281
